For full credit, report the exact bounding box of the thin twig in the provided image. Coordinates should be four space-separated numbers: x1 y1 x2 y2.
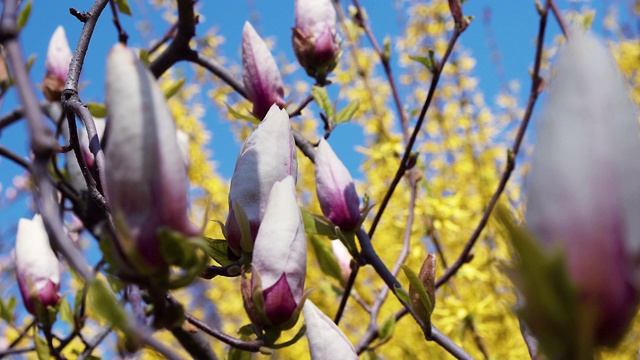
201 262 242 279
77 327 112 360
108 0 129 44
148 23 177 55
4 319 35 350
435 0 550 289
351 0 409 143
549 0 568 38
185 313 265 352
367 26 464 240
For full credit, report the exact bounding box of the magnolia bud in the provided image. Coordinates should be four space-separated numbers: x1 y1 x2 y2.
302 300 358 360
242 22 285 119
243 176 306 327
15 215 61 316
226 105 297 253
315 138 360 231
525 31 640 347
43 26 72 102
104 44 200 274
331 240 352 284
292 0 341 81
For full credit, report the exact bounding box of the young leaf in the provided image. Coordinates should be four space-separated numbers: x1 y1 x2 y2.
89 279 131 338
163 77 185 99
309 236 343 283
87 103 107 118
138 49 150 67
33 331 50 360
203 238 235 266
116 0 132 16
393 285 411 305
16 0 32 32
225 103 260 124
402 264 433 326
311 86 333 120
0 296 16 323
301 209 337 238
59 298 75 330
335 100 360 125
379 313 396 342
408 55 435 73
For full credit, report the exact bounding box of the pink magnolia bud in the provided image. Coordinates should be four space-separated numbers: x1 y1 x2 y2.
331 240 352 283
302 300 358 360
247 176 306 326
226 105 297 253
315 138 360 231
43 26 72 102
104 44 200 273
525 31 640 346
242 22 285 119
15 215 61 316
292 0 341 80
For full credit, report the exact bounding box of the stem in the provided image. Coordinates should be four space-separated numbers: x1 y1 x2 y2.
185 313 264 352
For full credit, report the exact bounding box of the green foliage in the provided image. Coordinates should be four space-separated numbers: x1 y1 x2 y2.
409 52 436 73
0 296 17 323
58 297 75 330
309 236 343 284
225 103 260 124
16 0 32 32
33 329 49 360
163 77 185 99
301 209 337 239
87 102 107 118
203 237 235 266
379 313 396 342
402 265 433 327
496 207 590 359
115 0 132 16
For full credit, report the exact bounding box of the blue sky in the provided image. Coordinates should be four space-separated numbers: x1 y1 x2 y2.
0 1 611 246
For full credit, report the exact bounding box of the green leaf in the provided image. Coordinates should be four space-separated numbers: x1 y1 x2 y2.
33 331 49 360
393 285 411 305
163 77 185 99
409 55 435 73
301 209 337 238
225 103 260 124
311 86 333 120
138 49 150 67
334 100 360 125
232 201 254 253
25 54 36 73
382 36 391 62
378 313 396 342
116 0 132 15
59 298 75 330
402 264 433 325
87 103 107 118
309 236 344 284
271 324 307 349
203 238 235 266
16 0 32 32
0 296 16 323
89 279 131 338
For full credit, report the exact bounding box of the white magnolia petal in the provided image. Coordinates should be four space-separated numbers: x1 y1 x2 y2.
303 300 358 360
252 176 306 300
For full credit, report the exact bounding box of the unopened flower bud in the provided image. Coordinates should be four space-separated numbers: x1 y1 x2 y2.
243 176 306 327
43 26 72 102
242 22 285 119
525 31 640 347
226 105 297 253
302 300 358 360
15 215 61 316
292 0 341 81
104 44 200 274
331 240 352 284
315 138 360 231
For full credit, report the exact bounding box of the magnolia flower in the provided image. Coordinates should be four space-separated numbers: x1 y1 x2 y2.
243 176 306 327
242 22 285 119
226 104 297 253
525 31 640 346
302 300 358 360
15 215 61 316
315 138 360 231
104 44 200 274
292 0 340 80
43 26 72 102
176 129 190 170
